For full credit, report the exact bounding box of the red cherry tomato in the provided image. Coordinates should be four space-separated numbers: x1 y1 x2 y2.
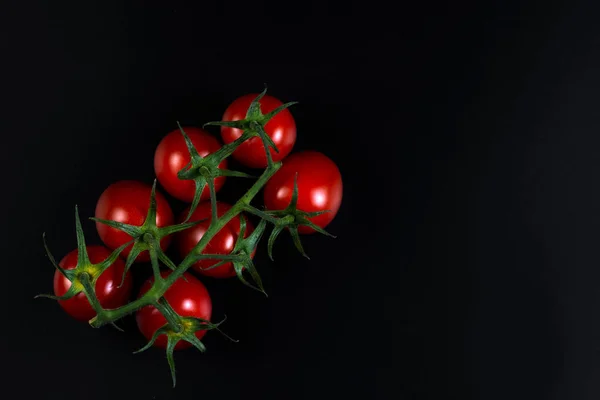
220 93 296 168
136 270 212 350
154 127 228 202
175 201 255 278
263 151 343 234
95 180 174 262
53 245 132 322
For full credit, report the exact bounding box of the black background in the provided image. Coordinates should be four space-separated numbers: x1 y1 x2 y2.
3 1 600 399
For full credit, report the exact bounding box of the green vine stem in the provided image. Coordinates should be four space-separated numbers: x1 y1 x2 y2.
88 160 280 327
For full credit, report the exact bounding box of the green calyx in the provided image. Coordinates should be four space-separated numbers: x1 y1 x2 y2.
262 174 336 261
194 216 269 296
175 121 254 223
36 206 131 331
91 179 202 286
133 297 236 387
36 206 130 301
204 86 298 167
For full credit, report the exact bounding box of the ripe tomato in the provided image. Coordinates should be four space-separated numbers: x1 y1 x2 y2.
95 180 174 262
263 151 343 234
220 93 296 168
136 270 212 350
154 127 228 202
175 201 255 278
53 245 132 322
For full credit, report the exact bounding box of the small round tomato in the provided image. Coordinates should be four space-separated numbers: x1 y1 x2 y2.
220 93 296 168
53 245 132 322
154 127 228 203
136 270 212 350
175 201 255 278
95 180 174 262
263 151 343 234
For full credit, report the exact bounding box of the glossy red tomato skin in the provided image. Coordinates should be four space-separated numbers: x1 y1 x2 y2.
264 151 343 234
220 93 296 168
175 201 255 278
154 127 228 202
136 271 212 350
53 246 133 322
95 180 174 262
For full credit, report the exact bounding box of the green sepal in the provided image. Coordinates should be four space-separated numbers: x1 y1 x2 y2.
158 249 177 272
189 254 243 270
89 217 141 237
183 334 207 352
239 217 267 252
188 315 237 343
217 169 255 178
74 205 90 266
200 258 229 271
249 120 279 154
174 120 207 222
186 178 207 223
133 326 170 354
96 240 134 276
156 249 187 282
176 121 201 160
165 335 179 387
42 232 72 279
233 259 266 296
110 322 125 332
143 180 159 226
120 241 146 287
290 172 300 207
243 204 279 224
288 226 309 260
262 101 299 123
78 272 104 316
245 85 268 119
158 218 205 237
210 132 252 160
263 174 336 259
302 209 331 218
34 284 80 301
203 120 244 129
301 218 337 238
267 223 286 261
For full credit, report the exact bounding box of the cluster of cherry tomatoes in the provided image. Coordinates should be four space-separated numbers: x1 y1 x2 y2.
51 92 343 351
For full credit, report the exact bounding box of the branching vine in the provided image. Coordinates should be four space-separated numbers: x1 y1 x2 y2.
38 87 335 386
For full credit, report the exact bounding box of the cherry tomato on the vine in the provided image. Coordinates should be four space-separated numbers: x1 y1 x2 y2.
175 201 255 278
136 270 212 350
154 127 228 202
53 245 132 322
263 151 343 234
220 93 296 168
95 180 174 262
